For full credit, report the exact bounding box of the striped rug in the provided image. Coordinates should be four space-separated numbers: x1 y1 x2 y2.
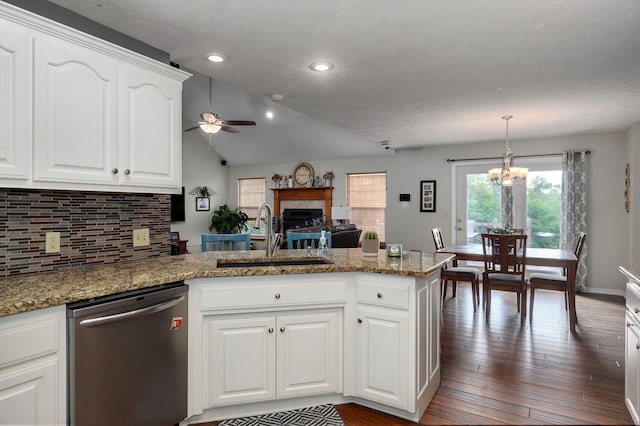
217 404 344 426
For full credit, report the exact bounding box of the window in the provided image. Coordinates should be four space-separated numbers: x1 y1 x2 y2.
454 157 562 248
347 172 387 242
238 177 265 219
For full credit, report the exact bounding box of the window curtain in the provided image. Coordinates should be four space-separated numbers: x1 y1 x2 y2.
561 150 588 292
501 186 514 229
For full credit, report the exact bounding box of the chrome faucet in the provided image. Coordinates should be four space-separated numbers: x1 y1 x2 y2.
254 203 281 257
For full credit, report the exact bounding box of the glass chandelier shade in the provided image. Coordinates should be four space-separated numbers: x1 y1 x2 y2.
488 116 528 186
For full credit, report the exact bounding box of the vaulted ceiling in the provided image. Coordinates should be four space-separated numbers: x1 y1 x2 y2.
46 0 640 165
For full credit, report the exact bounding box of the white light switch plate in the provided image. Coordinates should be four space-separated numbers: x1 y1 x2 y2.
133 229 150 247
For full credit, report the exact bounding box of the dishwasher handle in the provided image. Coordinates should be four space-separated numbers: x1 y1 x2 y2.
79 295 185 327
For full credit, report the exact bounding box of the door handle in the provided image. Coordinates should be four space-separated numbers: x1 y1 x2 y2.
80 296 185 327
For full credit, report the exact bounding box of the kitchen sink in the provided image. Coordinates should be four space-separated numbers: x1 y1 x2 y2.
216 257 334 268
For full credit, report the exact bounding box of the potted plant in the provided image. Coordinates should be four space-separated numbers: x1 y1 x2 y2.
209 204 249 234
188 186 215 197
361 230 379 256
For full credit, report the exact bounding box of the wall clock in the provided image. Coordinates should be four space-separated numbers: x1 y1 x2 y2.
292 162 314 187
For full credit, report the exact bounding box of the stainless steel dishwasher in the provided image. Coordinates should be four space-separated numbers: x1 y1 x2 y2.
67 282 188 426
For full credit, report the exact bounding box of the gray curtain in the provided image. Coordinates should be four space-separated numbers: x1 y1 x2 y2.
561 150 588 291
501 185 514 229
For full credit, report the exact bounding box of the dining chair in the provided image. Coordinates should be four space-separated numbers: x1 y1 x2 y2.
529 232 586 317
202 233 251 251
286 231 332 250
431 228 481 312
481 233 528 323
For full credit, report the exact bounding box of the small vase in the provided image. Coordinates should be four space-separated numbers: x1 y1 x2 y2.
362 239 379 256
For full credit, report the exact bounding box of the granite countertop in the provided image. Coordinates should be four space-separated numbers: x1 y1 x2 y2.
0 248 454 317
620 265 640 284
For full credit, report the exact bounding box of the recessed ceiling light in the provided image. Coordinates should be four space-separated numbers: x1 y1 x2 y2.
309 62 335 72
207 53 228 63
266 111 274 119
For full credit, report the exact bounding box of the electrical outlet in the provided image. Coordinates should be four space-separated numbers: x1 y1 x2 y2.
45 232 60 253
133 228 150 247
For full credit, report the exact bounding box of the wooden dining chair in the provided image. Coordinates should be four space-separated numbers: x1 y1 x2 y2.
481 233 528 323
529 232 586 317
286 231 332 249
431 228 481 312
201 233 252 251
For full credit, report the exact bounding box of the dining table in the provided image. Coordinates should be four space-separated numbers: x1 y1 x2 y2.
436 244 579 331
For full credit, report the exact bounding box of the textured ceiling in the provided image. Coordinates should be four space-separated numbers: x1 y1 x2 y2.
46 0 640 164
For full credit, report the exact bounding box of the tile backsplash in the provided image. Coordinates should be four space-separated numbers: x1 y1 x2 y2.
0 189 171 277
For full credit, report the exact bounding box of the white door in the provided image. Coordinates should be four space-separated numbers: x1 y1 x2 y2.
205 316 276 407
355 305 409 410
277 311 341 398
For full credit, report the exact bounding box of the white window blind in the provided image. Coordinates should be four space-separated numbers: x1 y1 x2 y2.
238 177 265 219
347 172 386 242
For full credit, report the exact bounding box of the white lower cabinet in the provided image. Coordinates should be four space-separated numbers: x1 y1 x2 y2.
204 310 341 407
626 283 640 425
0 306 66 425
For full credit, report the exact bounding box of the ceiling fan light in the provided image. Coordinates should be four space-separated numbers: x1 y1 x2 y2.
200 123 222 134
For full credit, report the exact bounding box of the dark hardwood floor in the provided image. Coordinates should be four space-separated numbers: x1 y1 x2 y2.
202 284 633 425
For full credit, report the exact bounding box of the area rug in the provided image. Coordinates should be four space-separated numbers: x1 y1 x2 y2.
217 403 345 426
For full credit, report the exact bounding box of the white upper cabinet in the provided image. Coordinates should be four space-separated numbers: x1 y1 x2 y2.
33 36 118 185
0 20 29 185
119 66 181 189
0 2 190 193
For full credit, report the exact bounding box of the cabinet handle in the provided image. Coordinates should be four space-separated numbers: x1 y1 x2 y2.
275 293 281 299
111 168 118 174
268 327 274 333
377 292 383 299
124 169 131 175
629 322 635 327
280 326 286 332
635 307 640 314
357 318 363 324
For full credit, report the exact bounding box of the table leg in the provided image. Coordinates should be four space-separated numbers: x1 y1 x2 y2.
567 265 577 331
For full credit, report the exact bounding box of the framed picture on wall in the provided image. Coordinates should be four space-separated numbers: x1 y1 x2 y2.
196 197 210 211
420 180 436 212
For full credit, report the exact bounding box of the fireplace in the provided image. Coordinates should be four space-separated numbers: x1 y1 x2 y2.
282 209 324 232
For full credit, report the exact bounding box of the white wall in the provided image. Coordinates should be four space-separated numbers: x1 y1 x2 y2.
223 132 628 295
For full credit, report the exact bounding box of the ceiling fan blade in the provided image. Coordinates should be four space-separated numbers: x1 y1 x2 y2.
221 125 240 133
184 125 201 132
221 120 256 126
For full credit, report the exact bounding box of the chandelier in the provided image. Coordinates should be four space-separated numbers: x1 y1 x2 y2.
488 115 528 186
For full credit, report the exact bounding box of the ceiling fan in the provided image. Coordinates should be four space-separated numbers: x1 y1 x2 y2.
184 76 256 134
184 112 256 134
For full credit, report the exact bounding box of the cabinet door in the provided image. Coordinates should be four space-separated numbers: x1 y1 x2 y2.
0 357 59 426
204 316 276 407
120 66 181 190
626 313 640 424
33 36 118 184
355 305 409 410
277 311 341 398
0 21 29 184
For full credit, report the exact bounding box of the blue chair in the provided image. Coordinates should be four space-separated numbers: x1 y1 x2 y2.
286 231 332 250
202 233 251 251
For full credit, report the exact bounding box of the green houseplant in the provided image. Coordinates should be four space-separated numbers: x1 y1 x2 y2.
361 230 379 256
209 204 249 234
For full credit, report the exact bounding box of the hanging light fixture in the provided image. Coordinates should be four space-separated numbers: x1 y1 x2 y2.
199 78 222 134
488 115 528 186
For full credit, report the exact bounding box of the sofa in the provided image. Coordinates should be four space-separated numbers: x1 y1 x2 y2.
282 224 362 248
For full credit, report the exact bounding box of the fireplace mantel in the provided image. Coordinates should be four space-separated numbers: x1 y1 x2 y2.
272 187 333 222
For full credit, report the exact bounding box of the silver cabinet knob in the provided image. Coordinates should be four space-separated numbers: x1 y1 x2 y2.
275 293 281 299
636 343 640 350
280 326 285 333
268 327 274 333
357 318 363 324
111 168 118 174
377 292 383 299
124 169 131 175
